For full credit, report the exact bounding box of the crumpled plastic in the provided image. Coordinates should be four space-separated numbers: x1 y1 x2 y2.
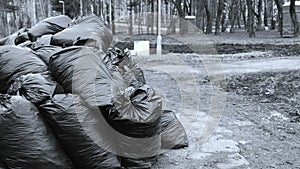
8 73 58 105
0 94 74 169
0 28 28 46
49 46 113 107
51 15 112 51
0 45 48 93
28 15 72 41
161 110 188 149
39 94 121 169
33 45 62 65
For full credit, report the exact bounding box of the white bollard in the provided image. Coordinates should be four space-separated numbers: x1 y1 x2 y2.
264 27 269 31
134 41 150 56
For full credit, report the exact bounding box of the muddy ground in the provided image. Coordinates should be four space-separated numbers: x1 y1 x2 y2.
126 34 300 169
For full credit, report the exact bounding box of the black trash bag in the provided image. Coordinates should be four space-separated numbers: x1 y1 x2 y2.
50 45 162 168
28 15 72 41
17 41 33 48
33 45 62 65
0 94 74 169
0 38 6 45
100 49 162 168
39 94 121 169
51 15 112 51
0 45 48 93
49 46 113 107
161 110 188 149
0 28 28 45
32 34 53 48
14 32 30 45
103 47 146 85
7 73 58 105
0 160 7 169
102 85 162 169
118 157 158 169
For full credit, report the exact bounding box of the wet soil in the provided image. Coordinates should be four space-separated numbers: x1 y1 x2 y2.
114 34 300 57
132 49 300 168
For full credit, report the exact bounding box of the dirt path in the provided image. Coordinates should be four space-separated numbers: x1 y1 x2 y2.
211 57 300 74
133 54 300 169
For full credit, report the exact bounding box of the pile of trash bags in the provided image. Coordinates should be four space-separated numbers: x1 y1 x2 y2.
0 15 188 169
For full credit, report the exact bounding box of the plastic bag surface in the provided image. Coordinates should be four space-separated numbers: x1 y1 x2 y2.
0 46 48 93
49 46 113 107
51 15 112 51
0 95 74 169
39 94 121 169
28 15 72 41
33 45 62 65
161 110 188 149
8 73 57 105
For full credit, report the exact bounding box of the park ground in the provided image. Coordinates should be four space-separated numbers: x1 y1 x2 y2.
115 30 300 169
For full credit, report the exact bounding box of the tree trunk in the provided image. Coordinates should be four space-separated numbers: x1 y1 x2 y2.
138 3 141 35
221 0 227 32
270 0 275 30
256 0 262 31
211 0 217 19
229 0 238 33
100 0 104 20
263 0 268 27
240 0 247 30
32 0 37 26
204 0 212 34
247 0 255 37
178 10 185 34
191 0 196 15
195 0 203 29
129 0 133 35
274 0 283 37
146 0 150 34
156 0 160 35
0 0 7 37
290 0 299 36
180 0 187 34
47 0 52 17
111 0 115 35
215 0 224 35
167 7 176 34
237 4 241 29
151 0 154 34
169 0 186 34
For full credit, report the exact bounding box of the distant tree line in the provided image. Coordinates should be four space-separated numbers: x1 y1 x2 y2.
0 0 299 37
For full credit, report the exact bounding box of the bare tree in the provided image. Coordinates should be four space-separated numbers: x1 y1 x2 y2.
221 0 227 32
274 0 283 37
247 0 255 37
167 6 176 34
215 0 224 34
151 0 154 34
128 0 133 35
237 0 242 28
170 0 186 34
0 0 7 37
290 0 299 36
137 0 142 35
240 0 247 30
195 0 204 30
146 0 151 34
229 0 239 33
111 0 116 35
263 0 268 27
204 0 212 34
255 0 262 31
270 0 276 29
